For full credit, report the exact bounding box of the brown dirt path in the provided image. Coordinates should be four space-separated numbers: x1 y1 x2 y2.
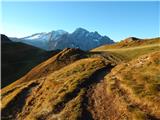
86 69 127 120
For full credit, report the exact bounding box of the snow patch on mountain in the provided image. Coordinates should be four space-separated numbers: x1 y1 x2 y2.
25 34 42 40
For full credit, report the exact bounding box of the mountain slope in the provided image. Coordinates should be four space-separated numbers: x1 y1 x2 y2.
93 37 160 49
10 28 114 51
2 49 160 120
1 34 59 88
1 47 121 120
92 37 160 61
1 37 160 120
1 48 87 93
1 58 110 120
102 51 160 119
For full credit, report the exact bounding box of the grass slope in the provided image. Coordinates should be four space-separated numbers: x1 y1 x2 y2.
92 37 160 61
1 55 110 120
104 51 160 119
1 48 86 94
1 37 160 120
1 34 59 88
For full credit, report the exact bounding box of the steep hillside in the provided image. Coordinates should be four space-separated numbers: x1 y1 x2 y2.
1 58 110 120
92 37 160 61
1 48 87 93
1 38 160 120
99 51 160 120
1 34 60 88
1 47 122 120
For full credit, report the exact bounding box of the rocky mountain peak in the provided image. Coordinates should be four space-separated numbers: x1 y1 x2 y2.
10 28 114 51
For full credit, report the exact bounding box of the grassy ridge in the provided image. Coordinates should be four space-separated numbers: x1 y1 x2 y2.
92 37 160 61
1 37 160 120
93 37 160 49
1 56 107 120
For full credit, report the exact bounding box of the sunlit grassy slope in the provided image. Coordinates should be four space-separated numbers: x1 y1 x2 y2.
92 37 160 61
1 37 160 120
1 48 86 94
1 53 108 120
105 51 160 119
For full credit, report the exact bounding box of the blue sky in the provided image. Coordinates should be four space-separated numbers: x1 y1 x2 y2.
1 1 159 41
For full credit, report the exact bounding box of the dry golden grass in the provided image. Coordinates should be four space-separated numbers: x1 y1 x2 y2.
1 37 160 120
1 55 107 120
92 37 160 61
105 51 160 119
1 48 86 94
93 37 160 50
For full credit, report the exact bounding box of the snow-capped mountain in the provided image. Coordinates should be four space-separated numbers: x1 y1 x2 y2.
10 28 114 51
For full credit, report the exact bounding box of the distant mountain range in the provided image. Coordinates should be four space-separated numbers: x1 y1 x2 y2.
10 28 114 50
